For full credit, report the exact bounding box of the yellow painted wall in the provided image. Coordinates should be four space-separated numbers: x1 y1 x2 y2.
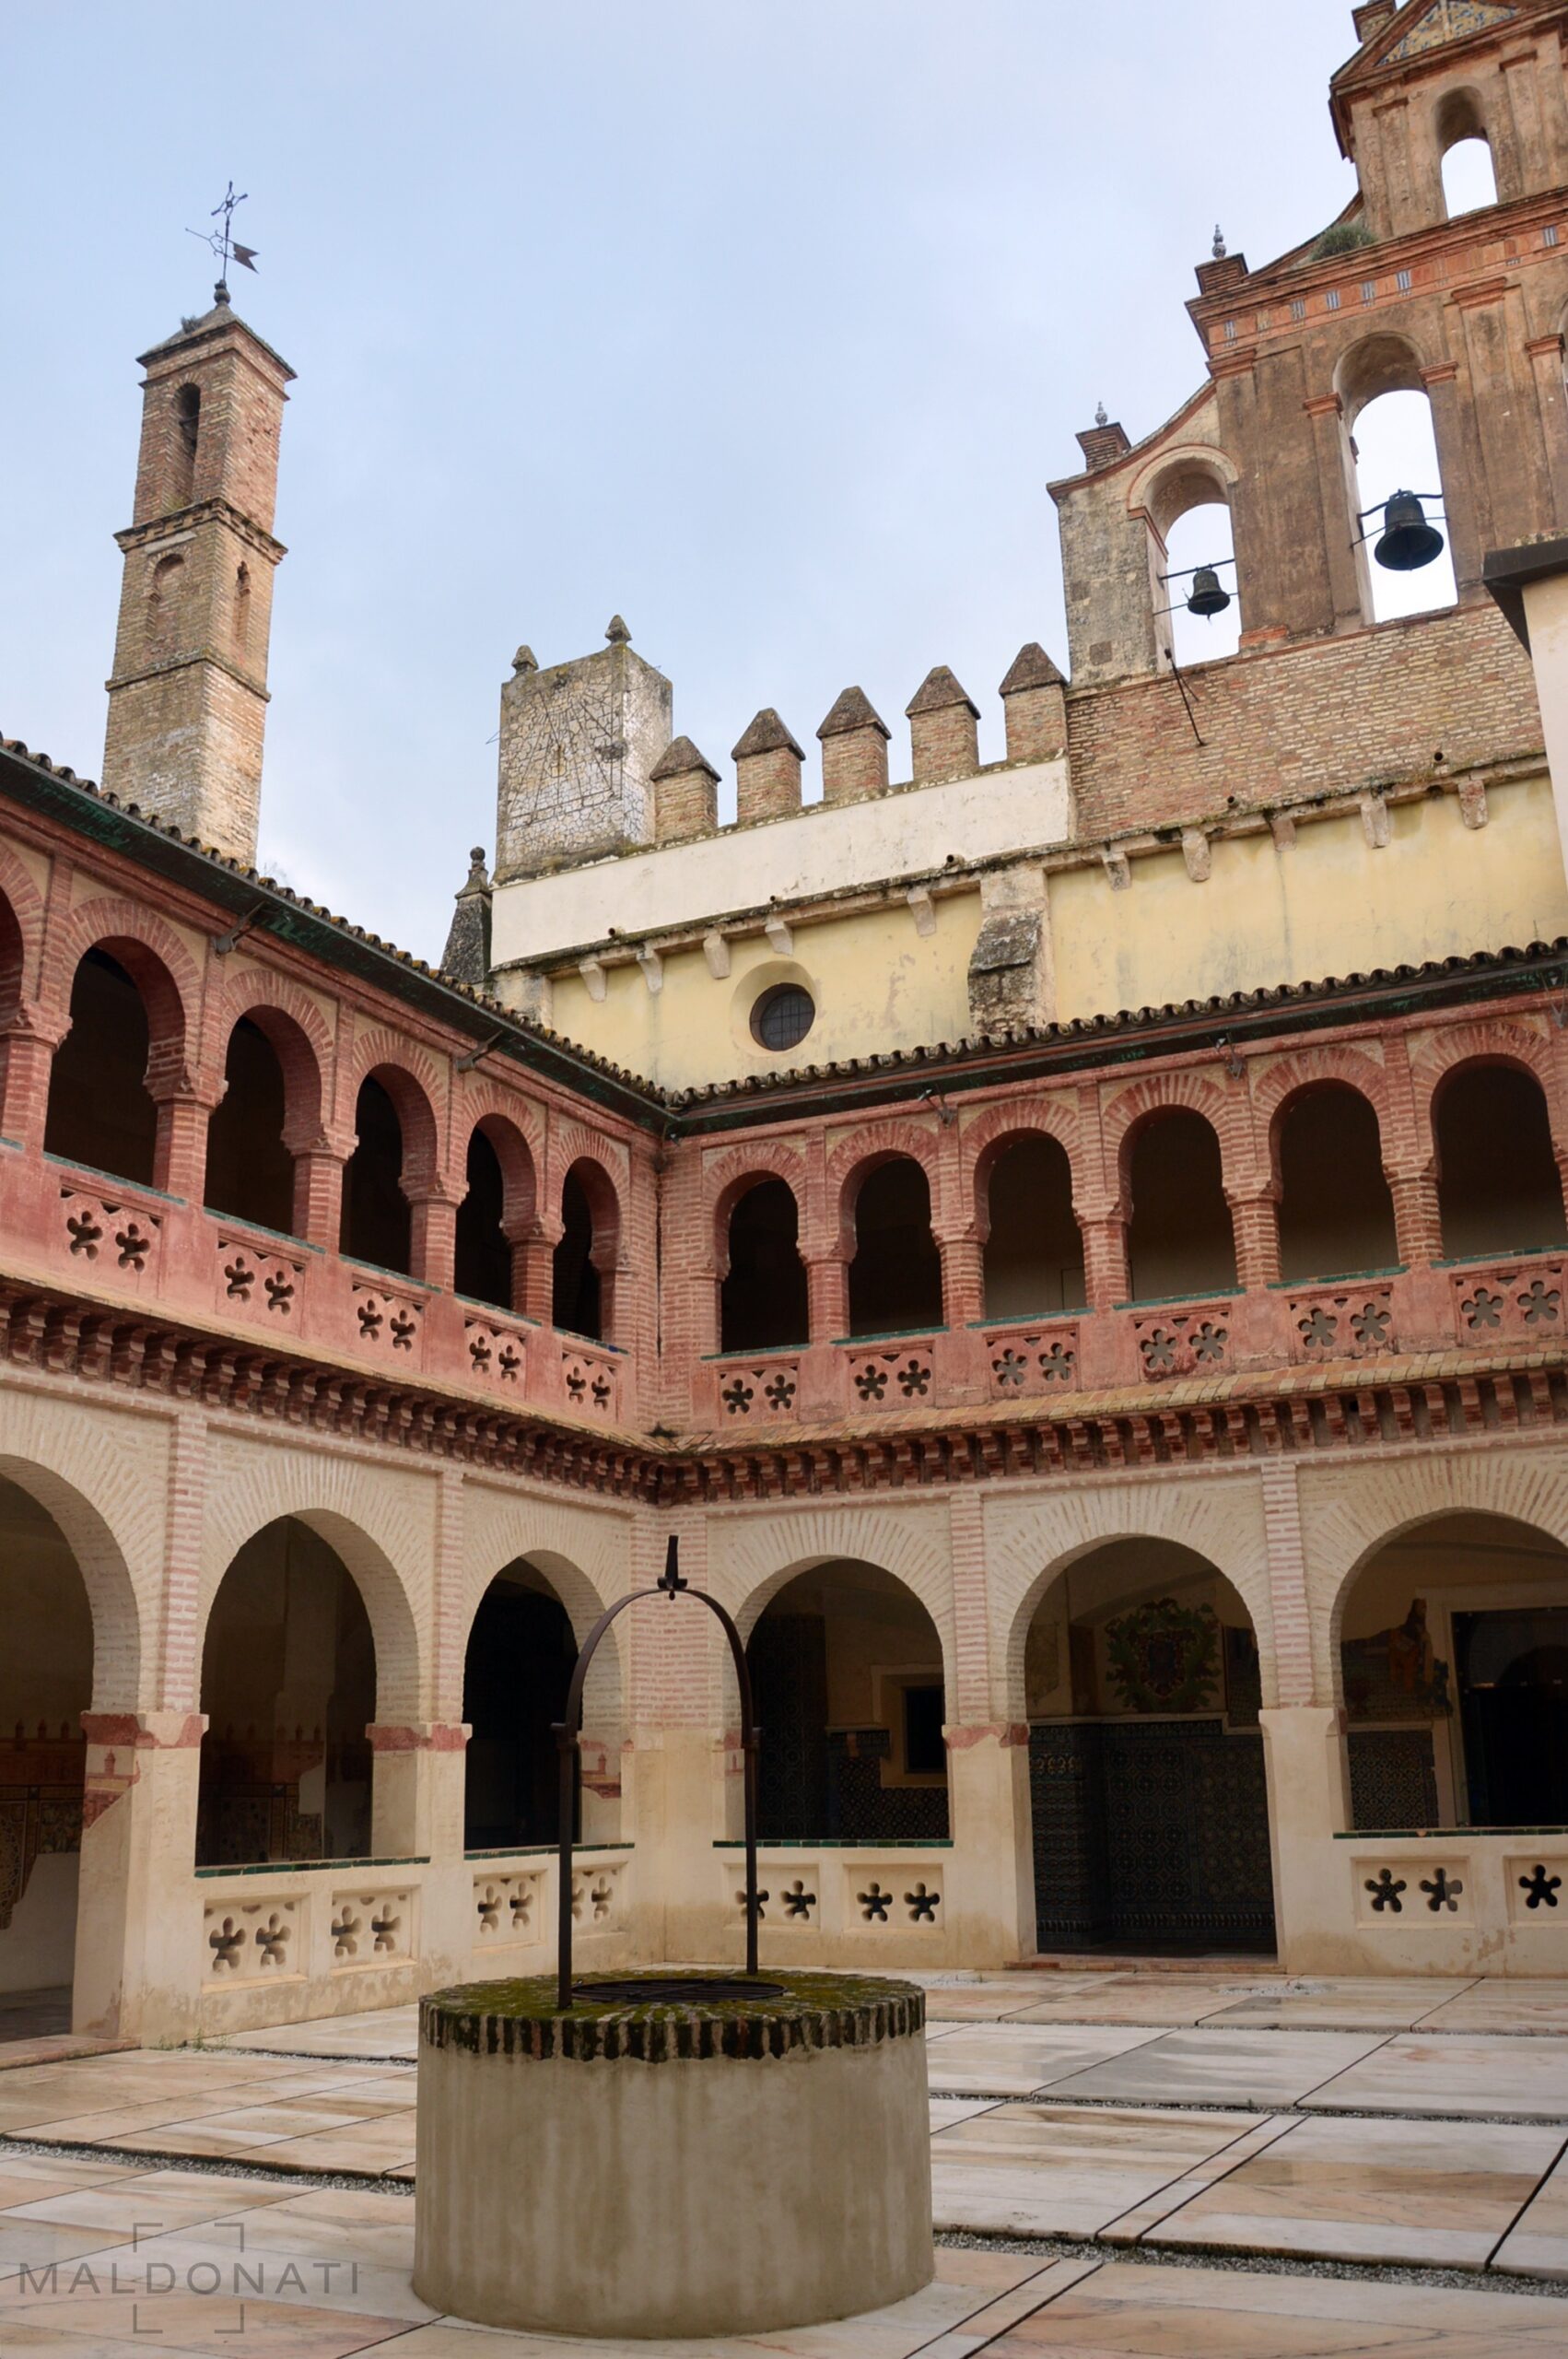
1052 776 1568 1023
546 891 982 1092
539 775 1568 1086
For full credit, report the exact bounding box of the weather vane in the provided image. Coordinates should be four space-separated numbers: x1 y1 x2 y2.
186 181 259 305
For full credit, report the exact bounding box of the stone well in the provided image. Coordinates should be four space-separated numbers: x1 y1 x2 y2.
414 1969 933 2338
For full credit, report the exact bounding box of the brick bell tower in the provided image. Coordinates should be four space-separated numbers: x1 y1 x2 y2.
102 288 294 866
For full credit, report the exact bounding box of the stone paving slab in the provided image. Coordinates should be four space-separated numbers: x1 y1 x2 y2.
1494 2140 1568 2279
1008 1978 1274 2027
980 2257 1568 2355
1304 2031 1568 2118
1420 1978 1568 2036
930 2102 1265 2236
1040 2027 1390 2111
1199 1977 1479 2032
921 2025 1163 2098
1149 2111 1567 2268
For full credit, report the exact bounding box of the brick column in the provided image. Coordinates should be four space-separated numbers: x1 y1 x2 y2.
0 1004 65 1152
408 1187 460 1293
1229 1189 1281 1291
150 1074 226 1202
937 1230 984 1331
1079 1212 1129 1309
281 1121 352 1253
1387 1166 1444 1265
804 1252 848 1340
518 1218 563 1324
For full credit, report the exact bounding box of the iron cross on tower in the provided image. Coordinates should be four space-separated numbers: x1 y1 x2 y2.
186 182 259 305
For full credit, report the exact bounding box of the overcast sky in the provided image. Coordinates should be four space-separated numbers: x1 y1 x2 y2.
4 4 1389 962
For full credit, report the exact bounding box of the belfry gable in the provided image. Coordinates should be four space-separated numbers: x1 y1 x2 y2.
1336 0 1539 97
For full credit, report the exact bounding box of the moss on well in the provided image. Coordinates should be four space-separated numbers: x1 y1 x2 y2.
421 1968 925 2062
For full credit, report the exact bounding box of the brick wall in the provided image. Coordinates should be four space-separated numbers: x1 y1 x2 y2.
1066 601 1541 839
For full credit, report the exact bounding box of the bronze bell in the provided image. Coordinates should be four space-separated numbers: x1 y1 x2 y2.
1374 489 1445 572
1187 565 1233 619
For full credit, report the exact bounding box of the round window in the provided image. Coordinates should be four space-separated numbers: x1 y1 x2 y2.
751 983 815 1054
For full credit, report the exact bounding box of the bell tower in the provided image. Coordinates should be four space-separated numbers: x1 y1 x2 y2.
102 294 294 865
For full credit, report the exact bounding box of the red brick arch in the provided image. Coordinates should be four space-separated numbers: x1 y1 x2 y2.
826 1120 942 1254
211 972 335 1152
962 1097 1082 1239
703 1141 811 1267
1251 1046 1394 1187
47 897 202 1079
342 1029 445 1196
462 1102 540 1238
0 843 45 1008
1414 1017 1562 1156
1100 1070 1252 1216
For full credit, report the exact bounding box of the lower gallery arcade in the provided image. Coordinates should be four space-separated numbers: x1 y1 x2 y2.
1 1371 1566 2044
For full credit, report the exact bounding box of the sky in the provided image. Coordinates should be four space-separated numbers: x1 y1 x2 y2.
2 2 1444 963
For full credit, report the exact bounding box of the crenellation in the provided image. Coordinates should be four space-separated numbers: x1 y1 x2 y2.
649 736 720 846
731 708 804 824
905 667 980 783
817 687 891 804
998 643 1068 766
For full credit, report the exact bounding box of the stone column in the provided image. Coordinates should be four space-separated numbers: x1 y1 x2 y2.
944 1727 1035 1966
368 1721 469 1860
1258 1706 1357 1976
75 1710 207 2047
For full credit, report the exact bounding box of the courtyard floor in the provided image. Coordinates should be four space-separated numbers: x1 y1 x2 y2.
0 1971 1563 2352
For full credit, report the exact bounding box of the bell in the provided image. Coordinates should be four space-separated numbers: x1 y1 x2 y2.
1187 565 1233 619
1375 489 1445 572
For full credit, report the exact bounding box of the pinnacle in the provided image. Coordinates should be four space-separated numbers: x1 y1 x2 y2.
1000 642 1065 696
650 735 719 782
731 709 804 762
512 645 538 675
605 616 632 645
817 686 890 741
906 665 979 720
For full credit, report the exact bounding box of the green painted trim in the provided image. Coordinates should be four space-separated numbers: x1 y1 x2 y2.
44 1153 184 1206
195 1853 430 1879
1268 1266 1406 1288
463 1842 631 1860
831 1327 945 1346
712 1837 954 1850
